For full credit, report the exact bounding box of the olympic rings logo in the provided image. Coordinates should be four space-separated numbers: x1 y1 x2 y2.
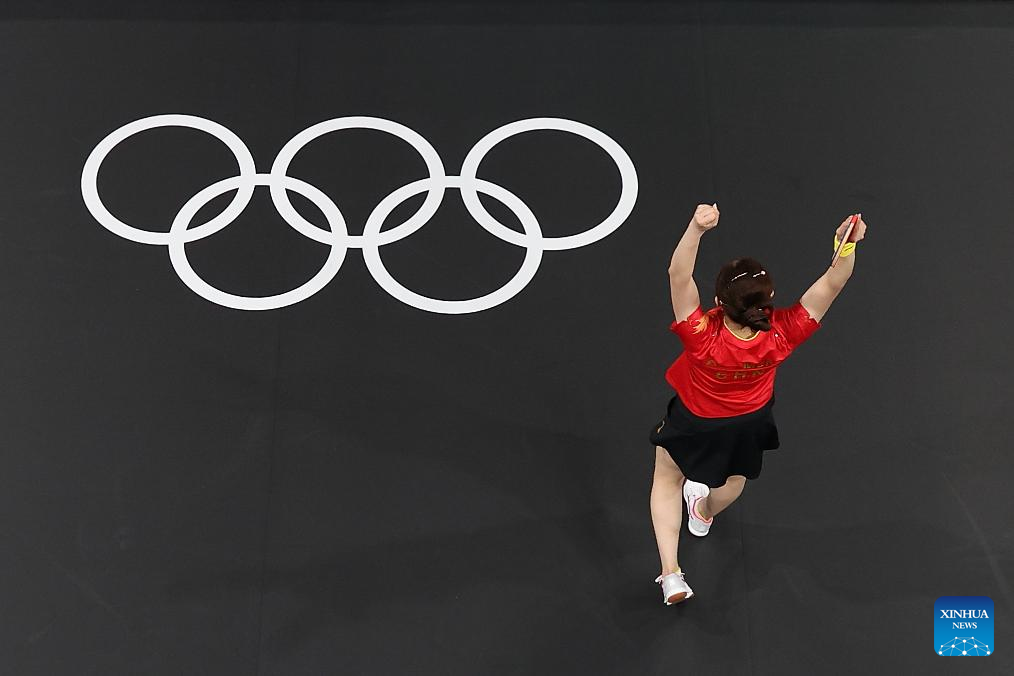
81 115 637 313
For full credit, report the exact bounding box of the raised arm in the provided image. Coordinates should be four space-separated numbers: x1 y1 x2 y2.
668 204 719 322
799 214 867 323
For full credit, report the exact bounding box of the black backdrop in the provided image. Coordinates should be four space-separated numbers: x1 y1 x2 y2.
2 2 1012 674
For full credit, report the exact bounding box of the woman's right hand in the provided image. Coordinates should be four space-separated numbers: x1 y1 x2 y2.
836 213 867 243
692 203 720 232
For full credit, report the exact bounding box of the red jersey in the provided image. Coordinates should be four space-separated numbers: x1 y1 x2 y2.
665 302 821 418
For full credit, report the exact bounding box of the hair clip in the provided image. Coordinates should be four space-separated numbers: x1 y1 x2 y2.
724 269 765 290
727 271 749 285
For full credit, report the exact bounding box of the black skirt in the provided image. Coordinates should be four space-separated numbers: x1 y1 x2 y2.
648 392 780 488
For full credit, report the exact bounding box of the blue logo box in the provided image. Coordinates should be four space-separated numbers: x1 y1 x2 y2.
935 596 993 656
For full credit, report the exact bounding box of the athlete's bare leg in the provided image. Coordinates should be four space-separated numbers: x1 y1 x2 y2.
698 474 747 520
650 446 686 575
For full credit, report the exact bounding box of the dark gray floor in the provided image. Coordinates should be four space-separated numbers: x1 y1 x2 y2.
1 2 1011 674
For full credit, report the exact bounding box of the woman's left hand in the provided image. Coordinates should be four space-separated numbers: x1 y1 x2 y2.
692 203 720 232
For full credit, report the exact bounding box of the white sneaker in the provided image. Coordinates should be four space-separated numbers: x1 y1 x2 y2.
683 480 714 537
654 571 694 605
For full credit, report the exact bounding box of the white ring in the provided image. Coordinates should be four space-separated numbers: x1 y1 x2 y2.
458 117 638 251
81 114 256 246
269 116 446 246
83 115 638 313
168 174 348 311
362 176 543 314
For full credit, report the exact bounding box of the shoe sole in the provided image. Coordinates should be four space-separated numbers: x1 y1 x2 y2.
687 523 710 537
666 592 690 604
683 484 711 538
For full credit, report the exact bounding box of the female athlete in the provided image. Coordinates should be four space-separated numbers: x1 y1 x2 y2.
650 203 866 604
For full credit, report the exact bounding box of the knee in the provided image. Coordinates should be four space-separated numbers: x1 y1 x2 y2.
654 446 685 484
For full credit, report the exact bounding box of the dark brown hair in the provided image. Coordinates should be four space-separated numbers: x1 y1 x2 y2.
715 257 775 331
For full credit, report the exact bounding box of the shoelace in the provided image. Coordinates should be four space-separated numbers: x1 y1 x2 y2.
654 572 685 584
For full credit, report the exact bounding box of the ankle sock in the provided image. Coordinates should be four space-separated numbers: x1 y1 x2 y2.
693 497 713 522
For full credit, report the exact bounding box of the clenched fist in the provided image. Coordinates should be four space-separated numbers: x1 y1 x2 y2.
692 203 720 232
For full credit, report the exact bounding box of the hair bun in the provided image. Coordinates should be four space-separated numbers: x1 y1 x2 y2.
744 306 772 331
